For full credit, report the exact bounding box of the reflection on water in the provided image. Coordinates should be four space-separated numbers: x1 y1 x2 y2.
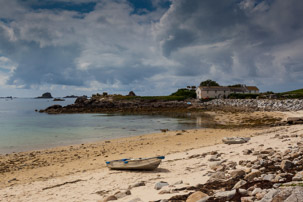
0 99 214 154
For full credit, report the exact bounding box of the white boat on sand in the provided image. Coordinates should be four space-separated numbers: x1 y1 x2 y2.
106 156 165 170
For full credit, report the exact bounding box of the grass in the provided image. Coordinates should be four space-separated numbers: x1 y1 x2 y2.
281 88 303 95
280 183 303 187
113 95 187 101
276 88 303 99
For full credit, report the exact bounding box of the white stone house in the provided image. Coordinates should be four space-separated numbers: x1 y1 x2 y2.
196 85 259 99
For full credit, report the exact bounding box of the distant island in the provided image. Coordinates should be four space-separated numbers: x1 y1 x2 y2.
0 96 13 99
36 92 53 99
63 95 79 98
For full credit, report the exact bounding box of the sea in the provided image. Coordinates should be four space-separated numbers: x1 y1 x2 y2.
0 98 205 154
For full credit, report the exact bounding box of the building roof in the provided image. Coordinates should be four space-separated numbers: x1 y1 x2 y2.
246 86 259 91
198 86 231 91
229 87 246 92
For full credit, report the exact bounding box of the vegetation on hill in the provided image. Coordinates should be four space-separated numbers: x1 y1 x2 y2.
170 88 196 99
281 88 303 95
228 93 259 99
113 95 187 101
275 88 303 99
200 79 219 87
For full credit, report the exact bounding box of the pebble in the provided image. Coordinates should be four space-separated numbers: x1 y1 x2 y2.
154 181 169 190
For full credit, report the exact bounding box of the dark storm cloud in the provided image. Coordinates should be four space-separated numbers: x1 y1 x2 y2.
156 0 303 89
157 0 246 56
6 43 84 87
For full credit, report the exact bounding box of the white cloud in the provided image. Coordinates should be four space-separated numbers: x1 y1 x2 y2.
0 0 303 97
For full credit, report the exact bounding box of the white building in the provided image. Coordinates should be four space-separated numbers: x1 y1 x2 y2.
196 85 259 99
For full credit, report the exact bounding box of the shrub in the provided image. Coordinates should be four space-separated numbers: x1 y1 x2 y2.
170 88 196 99
228 93 259 99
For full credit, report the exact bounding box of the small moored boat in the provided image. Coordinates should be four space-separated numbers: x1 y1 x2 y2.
106 156 165 170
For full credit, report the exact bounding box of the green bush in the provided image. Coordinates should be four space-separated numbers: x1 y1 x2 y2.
228 93 259 99
114 95 186 101
170 88 196 99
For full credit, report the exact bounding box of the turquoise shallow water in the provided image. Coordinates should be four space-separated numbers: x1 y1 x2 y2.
0 98 203 154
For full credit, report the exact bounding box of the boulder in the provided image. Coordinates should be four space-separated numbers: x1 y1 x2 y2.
281 160 293 171
103 195 117 202
230 169 246 179
287 117 303 125
241 197 254 202
213 189 247 200
233 179 247 189
292 171 303 181
272 186 303 202
244 170 261 181
213 190 236 200
251 188 263 196
207 172 226 183
75 96 88 104
263 174 276 181
186 191 208 202
259 189 279 202
127 91 136 96
41 105 62 113
209 161 222 170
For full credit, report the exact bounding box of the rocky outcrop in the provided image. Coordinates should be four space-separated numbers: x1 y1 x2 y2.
40 97 303 114
39 96 192 114
127 91 136 96
36 92 53 99
53 98 65 101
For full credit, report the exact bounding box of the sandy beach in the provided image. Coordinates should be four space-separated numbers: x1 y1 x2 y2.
0 110 302 201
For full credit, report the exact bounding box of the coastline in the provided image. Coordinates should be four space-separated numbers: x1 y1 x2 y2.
0 127 259 187
0 110 302 201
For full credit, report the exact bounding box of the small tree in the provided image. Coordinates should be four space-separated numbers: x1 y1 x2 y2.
228 84 242 87
200 80 219 87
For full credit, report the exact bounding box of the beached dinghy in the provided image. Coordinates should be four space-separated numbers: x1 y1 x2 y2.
222 137 250 144
106 156 165 170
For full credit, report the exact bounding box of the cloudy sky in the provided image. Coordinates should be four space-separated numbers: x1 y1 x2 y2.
0 0 302 97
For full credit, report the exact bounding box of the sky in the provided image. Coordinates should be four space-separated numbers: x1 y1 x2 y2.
0 0 302 97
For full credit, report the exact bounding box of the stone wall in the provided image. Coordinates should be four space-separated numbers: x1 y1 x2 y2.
201 99 303 111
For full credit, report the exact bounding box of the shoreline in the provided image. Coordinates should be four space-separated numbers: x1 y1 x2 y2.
0 127 260 187
1 110 302 201
1 123 303 201
0 111 287 188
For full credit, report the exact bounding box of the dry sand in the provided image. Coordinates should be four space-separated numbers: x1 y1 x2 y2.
0 111 302 201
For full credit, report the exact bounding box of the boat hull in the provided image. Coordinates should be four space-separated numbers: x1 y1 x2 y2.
106 157 163 170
